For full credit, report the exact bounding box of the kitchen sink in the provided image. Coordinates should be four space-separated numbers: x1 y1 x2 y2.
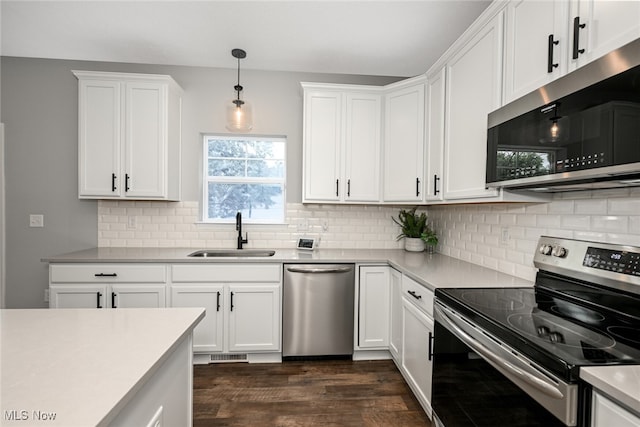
187 249 276 258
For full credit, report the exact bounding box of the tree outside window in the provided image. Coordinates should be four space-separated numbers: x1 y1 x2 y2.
203 135 286 223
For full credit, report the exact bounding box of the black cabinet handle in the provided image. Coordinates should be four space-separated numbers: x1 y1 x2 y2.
97 292 103 309
347 179 351 197
547 34 559 73
416 177 421 197
111 173 117 192
428 331 434 361
95 273 117 277
336 179 339 197
125 174 131 192
572 16 586 59
216 291 221 312
433 175 440 196
111 292 117 308
408 290 422 300
230 291 234 311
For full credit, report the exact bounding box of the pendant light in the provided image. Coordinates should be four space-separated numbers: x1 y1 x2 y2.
225 48 253 132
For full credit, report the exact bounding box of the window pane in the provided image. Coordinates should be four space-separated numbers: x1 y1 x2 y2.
247 159 284 178
208 159 246 177
208 139 246 158
207 182 284 221
245 140 285 160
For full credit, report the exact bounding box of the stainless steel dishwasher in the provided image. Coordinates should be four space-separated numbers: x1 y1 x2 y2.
283 264 355 358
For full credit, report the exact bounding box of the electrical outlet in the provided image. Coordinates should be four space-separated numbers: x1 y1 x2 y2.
44 289 50 303
128 217 137 229
29 214 44 228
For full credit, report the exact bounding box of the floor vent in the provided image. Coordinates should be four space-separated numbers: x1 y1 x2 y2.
210 354 248 363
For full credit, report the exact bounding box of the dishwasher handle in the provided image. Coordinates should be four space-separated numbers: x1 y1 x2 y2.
286 266 353 274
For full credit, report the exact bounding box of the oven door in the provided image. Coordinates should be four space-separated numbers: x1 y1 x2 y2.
432 301 578 427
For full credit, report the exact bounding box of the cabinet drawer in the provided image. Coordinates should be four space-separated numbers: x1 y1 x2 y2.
171 264 281 283
50 264 166 283
401 275 433 317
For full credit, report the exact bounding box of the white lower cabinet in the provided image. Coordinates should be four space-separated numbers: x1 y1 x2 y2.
357 265 391 349
170 264 282 358
49 264 167 308
592 390 640 427
400 275 434 417
170 285 224 353
389 268 403 361
227 283 281 352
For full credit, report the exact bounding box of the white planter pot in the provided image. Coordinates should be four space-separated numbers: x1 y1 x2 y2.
404 238 425 252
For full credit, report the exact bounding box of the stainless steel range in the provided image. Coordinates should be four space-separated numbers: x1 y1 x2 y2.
432 236 640 427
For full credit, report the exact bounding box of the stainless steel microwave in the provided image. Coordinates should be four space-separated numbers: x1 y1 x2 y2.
486 37 640 192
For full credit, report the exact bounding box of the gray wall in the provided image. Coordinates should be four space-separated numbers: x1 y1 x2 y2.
0 56 400 308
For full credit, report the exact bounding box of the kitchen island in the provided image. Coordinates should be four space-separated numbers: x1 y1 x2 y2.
0 307 204 426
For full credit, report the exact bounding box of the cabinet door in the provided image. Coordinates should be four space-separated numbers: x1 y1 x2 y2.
171 285 224 353
425 68 446 202
344 93 381 202
401 297 434 416
389 268 403 360
303 90 342 202
124 81 167 199
358 266 390 349
111 284 166 308
227 284 281 352
49 284 108 308
592 390 640 427
78 79 121 198
503 0 569 103
383 83 425 202
444 13 503 200
573 0 640 70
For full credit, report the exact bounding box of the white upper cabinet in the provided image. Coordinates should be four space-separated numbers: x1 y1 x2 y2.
302 88 342 202
344 93 382 202
74 71 182 201
425 67 446 202
503 0 640 104
503 0 570 103
382 77 426 202
571 0 640 69
302 84 381 203
443 12 504 200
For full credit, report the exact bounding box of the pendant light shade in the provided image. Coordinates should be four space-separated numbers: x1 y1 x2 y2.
225 48 253 132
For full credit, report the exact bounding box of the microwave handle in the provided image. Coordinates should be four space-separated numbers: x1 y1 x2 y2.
435 303 564 400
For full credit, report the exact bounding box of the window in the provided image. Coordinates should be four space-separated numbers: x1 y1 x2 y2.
202 135 286 223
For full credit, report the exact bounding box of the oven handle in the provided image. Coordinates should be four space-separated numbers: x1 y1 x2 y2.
435 303 564 400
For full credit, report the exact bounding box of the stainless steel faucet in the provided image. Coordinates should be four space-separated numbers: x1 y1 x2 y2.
235 212 248 249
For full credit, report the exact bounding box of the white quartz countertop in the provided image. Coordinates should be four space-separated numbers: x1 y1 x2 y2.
42 247 533 291
0 308 205 426
581 366 640 414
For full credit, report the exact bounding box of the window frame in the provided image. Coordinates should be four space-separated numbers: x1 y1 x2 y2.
201 134 287 224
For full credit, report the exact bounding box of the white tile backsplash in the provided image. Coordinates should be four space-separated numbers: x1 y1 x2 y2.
98 201 408 250
427 189 640 282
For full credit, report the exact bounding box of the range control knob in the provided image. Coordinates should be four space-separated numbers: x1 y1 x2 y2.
552 246 567 258
539 244 553 255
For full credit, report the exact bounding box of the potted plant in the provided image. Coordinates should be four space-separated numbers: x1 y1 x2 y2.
421 227 438 254
392 207 428 252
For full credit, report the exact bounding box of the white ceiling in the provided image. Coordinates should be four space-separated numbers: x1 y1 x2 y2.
0 0 492 77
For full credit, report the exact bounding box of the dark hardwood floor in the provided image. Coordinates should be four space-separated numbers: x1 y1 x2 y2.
193 359 433 426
